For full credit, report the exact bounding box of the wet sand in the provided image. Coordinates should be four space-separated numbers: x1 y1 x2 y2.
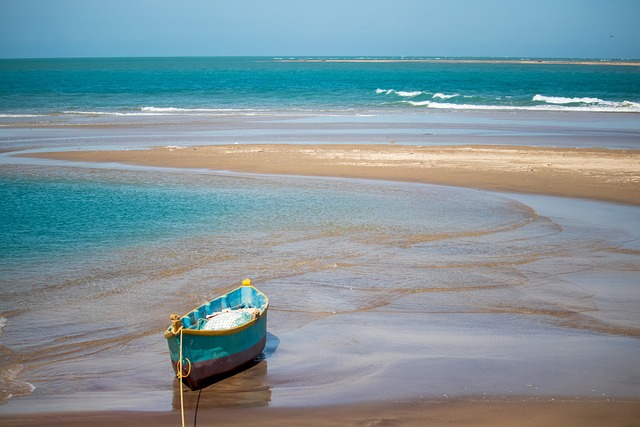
24 144 640 205
2 399 640 427
5 143 640 426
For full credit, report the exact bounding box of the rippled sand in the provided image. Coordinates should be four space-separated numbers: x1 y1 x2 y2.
2 117 639 425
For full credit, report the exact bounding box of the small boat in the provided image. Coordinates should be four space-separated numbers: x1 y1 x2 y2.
164 279 269 390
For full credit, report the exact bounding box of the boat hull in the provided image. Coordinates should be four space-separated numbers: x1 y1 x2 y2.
165 284 268 390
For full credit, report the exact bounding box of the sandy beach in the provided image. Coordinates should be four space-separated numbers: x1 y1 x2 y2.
4 141 640 426
3 32 640 425
2 0 640 422
25 144 640 205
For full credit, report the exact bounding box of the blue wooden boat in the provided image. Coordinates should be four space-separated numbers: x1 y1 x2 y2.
164 279 269 390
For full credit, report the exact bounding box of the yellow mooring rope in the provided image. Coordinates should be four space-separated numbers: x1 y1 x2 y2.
179 327 185 427
170 315 191 427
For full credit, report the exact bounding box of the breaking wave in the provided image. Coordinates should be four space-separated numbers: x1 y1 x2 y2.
533 95 607 105
56 107 260 117
376 89 422 97
376 88 640 112
0 114 44 118
139 106 253 114
433 93 460 100
532 94 640 108
0 317 36 403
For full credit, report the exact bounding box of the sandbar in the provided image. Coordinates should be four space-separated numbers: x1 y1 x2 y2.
24 144 640 205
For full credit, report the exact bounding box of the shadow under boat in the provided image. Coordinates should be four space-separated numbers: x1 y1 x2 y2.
172 332 279 410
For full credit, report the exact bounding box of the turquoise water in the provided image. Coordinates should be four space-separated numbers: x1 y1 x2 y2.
0 165 524 297
0 57 639 412
1 57 639 118
1 162 639 410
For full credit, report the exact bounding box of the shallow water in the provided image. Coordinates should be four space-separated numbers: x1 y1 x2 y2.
0 156 639 413
1 56 639 413
2 110 640 151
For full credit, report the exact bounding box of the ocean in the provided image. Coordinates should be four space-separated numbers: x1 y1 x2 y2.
0 57 639 413
1 56 640 119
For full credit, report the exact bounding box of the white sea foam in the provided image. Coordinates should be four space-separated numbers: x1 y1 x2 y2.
533 95 640 111
378 88 640 112
59 107 258 117
376 88 396 96
396 90 422 97
0 114 44 118
141 106 262 115
376 88 422 97
0 364 36 400
378 89 461 99
432 93 459 100
406 100 434 107
405 99 640 112
62 110 155 116
533 94 610 105
141 106 243 113
0 317 36 401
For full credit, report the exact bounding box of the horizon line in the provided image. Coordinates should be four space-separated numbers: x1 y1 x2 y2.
1 54 639 62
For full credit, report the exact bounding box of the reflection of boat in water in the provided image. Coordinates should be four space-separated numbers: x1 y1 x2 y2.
172 359 272 410
164 279 269 390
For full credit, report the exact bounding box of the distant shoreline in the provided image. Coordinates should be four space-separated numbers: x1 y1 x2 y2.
278 58 640 66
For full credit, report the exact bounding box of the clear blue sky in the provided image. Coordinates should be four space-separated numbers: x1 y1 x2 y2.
1 0 638 59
